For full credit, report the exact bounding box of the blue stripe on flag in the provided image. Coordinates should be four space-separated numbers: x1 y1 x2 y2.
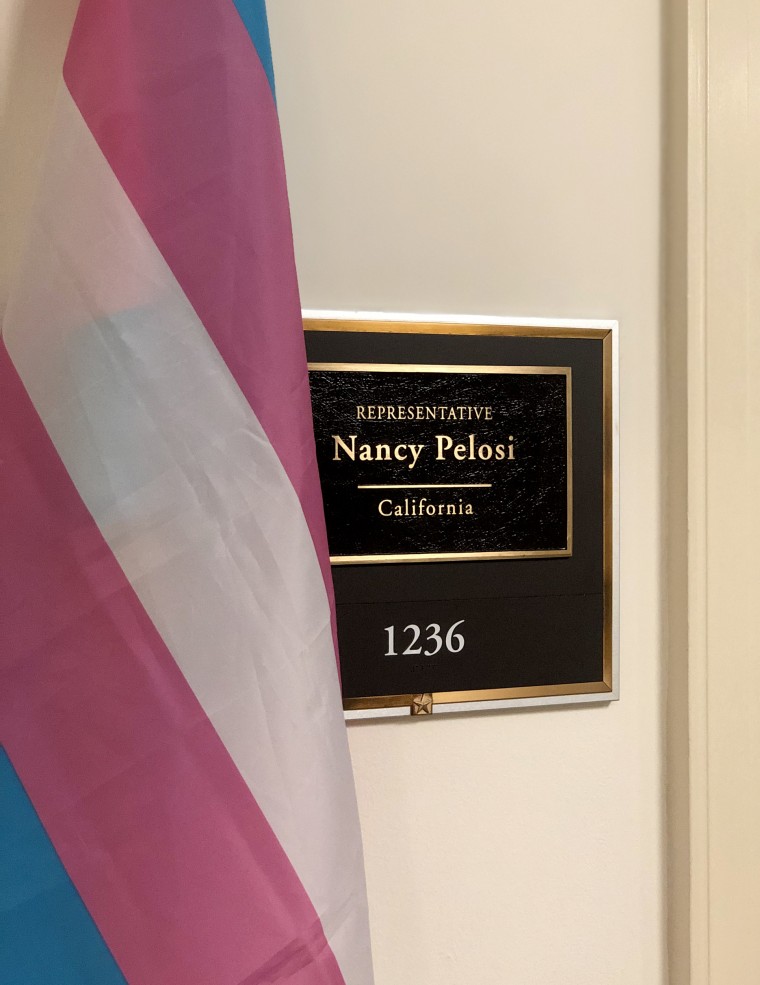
0 748 127 985
231 0 276 98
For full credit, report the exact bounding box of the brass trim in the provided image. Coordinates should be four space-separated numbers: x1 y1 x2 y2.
343 693 413 711
333 549 571 565
343 680 612 713
602 331 614 688
309 361 571 375
308 361 573 565
434 680 611 704
305 318 610 340
566 364 574 555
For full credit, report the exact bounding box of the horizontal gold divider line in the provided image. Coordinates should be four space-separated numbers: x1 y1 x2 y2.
357 483 492 489
309 361 570 375
332 548 571 565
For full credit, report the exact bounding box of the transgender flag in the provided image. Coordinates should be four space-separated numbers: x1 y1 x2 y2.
0 3 374 984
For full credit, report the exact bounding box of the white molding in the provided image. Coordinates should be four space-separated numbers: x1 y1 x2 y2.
673 0 760 978
685 0 710 976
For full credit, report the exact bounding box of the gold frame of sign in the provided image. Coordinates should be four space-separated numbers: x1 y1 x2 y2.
304 314 618 717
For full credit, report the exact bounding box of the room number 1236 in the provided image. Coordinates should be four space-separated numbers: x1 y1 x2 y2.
383 620 465 657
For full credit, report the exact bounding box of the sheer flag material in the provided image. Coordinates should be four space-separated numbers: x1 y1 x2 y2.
0 3 374 983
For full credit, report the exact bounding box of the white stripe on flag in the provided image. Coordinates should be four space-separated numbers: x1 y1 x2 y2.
4 87 372 985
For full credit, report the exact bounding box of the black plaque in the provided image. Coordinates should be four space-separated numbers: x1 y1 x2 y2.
308 365 571 563
305 318 617 717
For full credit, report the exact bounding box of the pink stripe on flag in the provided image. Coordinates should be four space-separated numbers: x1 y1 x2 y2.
0 343 345 985
63 0 337 637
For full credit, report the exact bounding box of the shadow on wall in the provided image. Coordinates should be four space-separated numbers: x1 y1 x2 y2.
1 0 79 313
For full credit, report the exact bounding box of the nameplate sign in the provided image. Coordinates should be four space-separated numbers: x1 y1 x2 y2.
308 364 571 564
305 316 618 718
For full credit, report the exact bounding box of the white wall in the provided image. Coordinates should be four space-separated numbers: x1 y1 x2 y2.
268 3 665 984
2 2 665 983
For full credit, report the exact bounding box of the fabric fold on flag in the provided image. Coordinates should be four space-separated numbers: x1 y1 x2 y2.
1 3 374 984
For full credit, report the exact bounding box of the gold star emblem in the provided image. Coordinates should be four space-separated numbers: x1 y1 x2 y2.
411 693 433 715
